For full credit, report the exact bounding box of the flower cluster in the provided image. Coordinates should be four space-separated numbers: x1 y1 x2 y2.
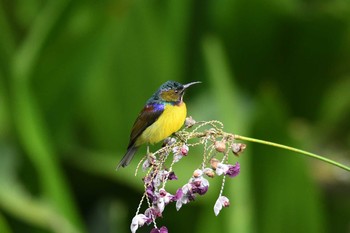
130 118 245 233
175 169 209 210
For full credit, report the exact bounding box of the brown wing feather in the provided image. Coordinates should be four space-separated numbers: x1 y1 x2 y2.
128 104 164 148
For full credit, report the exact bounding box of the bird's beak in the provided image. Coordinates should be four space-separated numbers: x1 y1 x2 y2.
183 81 201 90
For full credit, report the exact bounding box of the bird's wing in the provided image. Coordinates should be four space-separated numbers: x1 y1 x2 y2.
128 103 164 148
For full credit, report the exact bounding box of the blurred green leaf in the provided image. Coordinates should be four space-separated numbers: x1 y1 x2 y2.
0 74 9 138
0 2 15 62
251 86 325 233
0 213 12 233
0 143 79 233
318 77 350 138
9 0 85 232
202 36 254 233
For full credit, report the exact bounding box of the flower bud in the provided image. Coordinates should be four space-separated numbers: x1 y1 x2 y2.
210 158 219 169
215 141 226 153
222 199 230 207
163 137 176 147
180 145 189 156
193 169 203 178
142 159 151 171
185 116 196 128
192 180 201 187
231 143 246 156
204 168 215 178
159 188 167 197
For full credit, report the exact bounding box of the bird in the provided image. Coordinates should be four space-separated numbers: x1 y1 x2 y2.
116 80 201 169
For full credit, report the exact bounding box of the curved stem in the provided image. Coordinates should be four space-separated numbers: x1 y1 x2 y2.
235 135 350 172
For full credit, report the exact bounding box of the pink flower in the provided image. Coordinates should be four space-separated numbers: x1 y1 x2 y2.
226 162 240 177
150 226 168 233
214 196 230 216
130 214 151 233
172 145 189 162
215 162 240 178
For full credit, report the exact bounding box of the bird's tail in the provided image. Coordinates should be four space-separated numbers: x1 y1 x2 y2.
116 145 138 170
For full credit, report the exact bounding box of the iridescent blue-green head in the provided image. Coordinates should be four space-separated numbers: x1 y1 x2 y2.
148 81 201 104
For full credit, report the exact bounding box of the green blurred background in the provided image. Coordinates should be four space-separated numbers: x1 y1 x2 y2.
1 0 350 233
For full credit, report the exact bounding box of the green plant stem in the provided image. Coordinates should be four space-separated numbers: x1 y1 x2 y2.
235 135 350 172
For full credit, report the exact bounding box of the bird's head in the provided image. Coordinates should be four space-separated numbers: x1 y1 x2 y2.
157 81 201 104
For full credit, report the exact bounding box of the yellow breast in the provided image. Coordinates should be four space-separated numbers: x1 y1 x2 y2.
137 102 187 145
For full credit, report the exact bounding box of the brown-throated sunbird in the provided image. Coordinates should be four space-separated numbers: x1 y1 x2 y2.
116 81 200 169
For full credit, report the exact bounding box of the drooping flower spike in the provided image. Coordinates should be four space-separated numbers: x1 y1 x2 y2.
130 118 243 233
